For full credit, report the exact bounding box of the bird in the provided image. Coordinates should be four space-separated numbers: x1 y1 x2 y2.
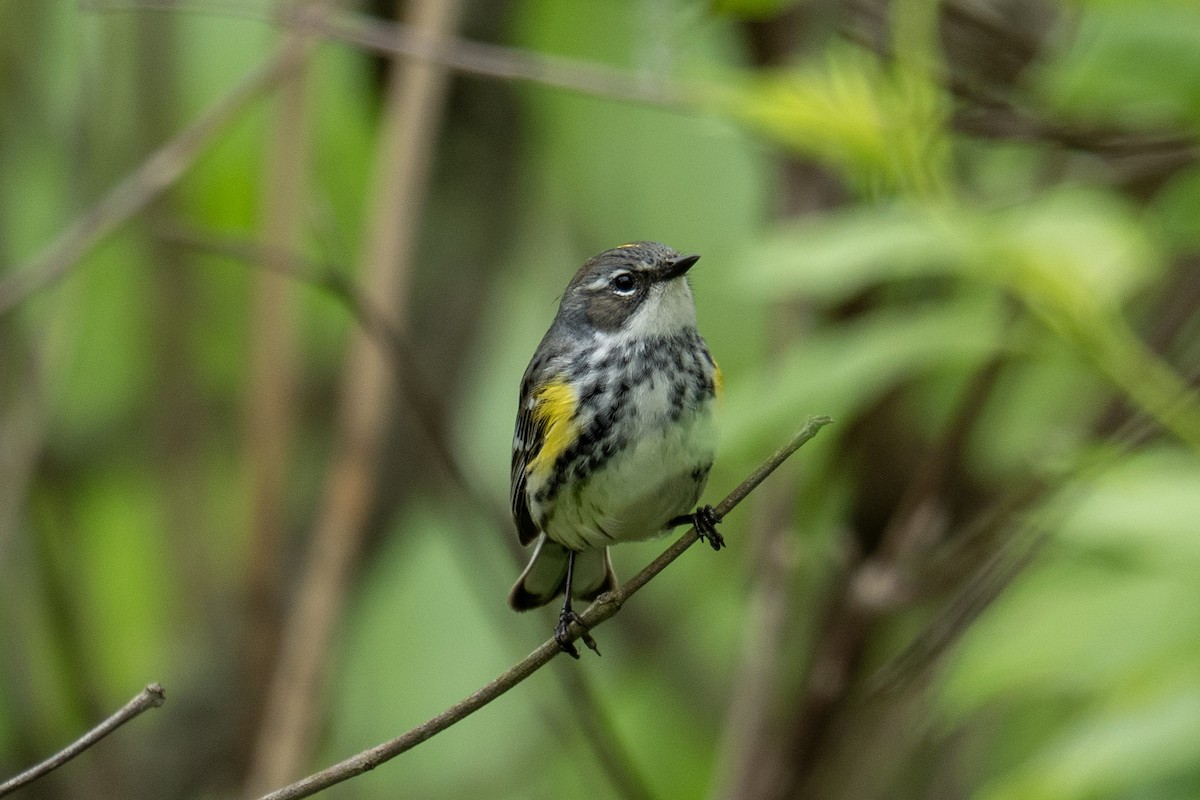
508 241 723 657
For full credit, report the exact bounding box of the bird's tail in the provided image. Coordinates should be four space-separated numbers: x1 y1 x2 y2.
508 536 617 611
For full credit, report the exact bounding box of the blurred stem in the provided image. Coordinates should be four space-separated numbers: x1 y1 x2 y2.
91 1 689 107
0 341 52 783
710 16 843 783
237 0 321 770
778 358 1009 798
243 0 465 792
1071 312 1200 454
708 474 800 800
136 0 218 677
553 666 659 800
0 344 44 590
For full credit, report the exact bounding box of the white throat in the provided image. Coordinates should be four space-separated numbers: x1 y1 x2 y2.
620 279 697 340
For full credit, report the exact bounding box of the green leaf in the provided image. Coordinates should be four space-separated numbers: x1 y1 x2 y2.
723 296 1008 446
988 188 1162 316
1036 5 1200 128
741 202 972 302
710 0 802 19
1059 449 1200 571
942 447 1200 800
1148 164 1200 253
718 46 950 196
978 687 1200 800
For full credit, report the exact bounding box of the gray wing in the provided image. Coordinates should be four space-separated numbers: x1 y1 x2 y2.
510 365 545 546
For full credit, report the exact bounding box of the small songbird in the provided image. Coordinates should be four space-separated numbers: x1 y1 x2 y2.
508 241 723 657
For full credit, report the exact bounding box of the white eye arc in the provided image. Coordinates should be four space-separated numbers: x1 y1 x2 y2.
610 271 637 296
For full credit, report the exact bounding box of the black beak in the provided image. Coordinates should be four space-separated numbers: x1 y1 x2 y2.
660 253 701 281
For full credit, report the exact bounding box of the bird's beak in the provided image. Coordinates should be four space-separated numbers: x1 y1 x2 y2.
660 253 700 281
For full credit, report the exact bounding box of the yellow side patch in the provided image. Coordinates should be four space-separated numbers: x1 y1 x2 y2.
713 361 724 405
528 379 579 477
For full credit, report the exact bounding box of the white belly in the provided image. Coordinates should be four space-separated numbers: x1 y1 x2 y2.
543 405 716 551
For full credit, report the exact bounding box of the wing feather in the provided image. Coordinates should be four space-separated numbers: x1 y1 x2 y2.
511 368 546 546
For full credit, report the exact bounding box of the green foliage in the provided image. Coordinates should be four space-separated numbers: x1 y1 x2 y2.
722 47 951 197
943 451 1200 800
711 0 803 20
2 1 1199 799
1038 4 1200 128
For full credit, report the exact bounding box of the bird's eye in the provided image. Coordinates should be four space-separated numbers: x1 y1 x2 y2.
610 272 637 296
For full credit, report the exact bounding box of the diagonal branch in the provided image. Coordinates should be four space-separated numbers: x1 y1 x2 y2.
0 683 166 797
255 416 833 800
91 1 691 108
298 9 687 107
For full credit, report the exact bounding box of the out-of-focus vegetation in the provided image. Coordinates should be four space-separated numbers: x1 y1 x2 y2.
1 1 1198 799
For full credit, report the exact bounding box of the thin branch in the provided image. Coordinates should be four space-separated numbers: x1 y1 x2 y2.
0 683 166 797
254 416 832 800
102 0 1200 174
0 44 306 317
301 10 687 108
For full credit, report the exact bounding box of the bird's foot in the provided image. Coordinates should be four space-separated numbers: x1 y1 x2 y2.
695 505 725 550
555 608 600 658
670 505 724 550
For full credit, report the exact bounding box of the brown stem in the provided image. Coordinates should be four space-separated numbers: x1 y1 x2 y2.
241 0 465 792
236 0 324 771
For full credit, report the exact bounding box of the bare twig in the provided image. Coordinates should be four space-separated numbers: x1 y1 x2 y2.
301 10 687 107
0 43 306 317
255 416 833 800
0 683 166 797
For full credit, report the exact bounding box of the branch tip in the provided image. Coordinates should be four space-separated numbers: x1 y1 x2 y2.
0 682 167 798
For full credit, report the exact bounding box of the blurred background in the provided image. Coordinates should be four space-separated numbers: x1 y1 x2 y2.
2 1 1199 798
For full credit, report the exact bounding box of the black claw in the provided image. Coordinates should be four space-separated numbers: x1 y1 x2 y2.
555 609 600 658
555 618 580 659
668 505 725 549
695 505 725 550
